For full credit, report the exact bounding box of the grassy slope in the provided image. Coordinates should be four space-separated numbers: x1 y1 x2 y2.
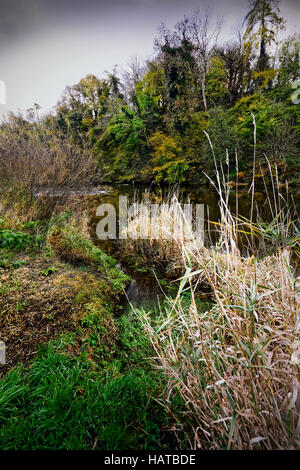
0 214 172 450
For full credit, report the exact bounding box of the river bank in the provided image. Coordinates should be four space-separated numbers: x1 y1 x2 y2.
0 211 179 449
0 180 299 449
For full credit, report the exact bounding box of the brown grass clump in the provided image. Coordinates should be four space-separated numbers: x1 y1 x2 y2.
120 193 202 276
141 242 299 449
136 151 300 449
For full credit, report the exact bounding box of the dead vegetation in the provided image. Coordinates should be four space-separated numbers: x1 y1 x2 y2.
134 155 300 449
141 243 300 449
0 117 96 215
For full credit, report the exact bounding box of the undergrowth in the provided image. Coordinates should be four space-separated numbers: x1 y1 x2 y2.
0 209 173 450
0 339 168 450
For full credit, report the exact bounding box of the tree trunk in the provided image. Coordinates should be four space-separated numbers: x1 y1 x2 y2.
201 75 207 111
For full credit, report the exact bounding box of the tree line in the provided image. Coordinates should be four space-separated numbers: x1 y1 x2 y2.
1 0 299 187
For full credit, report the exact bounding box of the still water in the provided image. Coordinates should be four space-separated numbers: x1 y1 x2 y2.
83 183 299 306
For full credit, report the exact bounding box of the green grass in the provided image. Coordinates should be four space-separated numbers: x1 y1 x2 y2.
0 340 167 450
41 266 60 276
0 230 34 251
117 309 153 369
0 252 170 449
0 216 47 256
0 211 180 450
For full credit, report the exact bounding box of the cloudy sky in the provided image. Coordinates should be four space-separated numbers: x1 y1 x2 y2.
0 0 299 120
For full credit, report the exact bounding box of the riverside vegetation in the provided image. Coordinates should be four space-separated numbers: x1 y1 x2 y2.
0 211 171 449
0 0 300 450
0 0 299 194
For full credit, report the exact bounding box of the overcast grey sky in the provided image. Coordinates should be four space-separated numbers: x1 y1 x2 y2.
0 0 299 120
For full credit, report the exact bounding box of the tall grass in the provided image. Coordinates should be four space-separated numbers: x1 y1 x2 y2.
134 147 300 449
120 189 203 276
140 245 299 448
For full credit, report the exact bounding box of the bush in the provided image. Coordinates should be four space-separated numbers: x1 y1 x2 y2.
0 116 95 210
